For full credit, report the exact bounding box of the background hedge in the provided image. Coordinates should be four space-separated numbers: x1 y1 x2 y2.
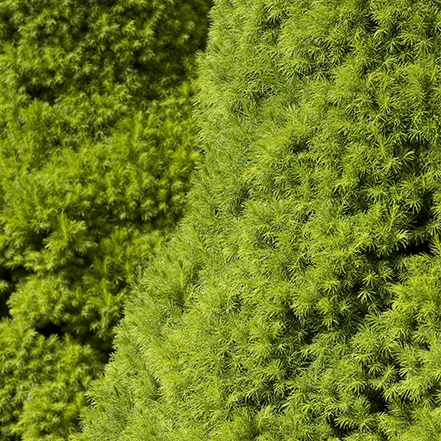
0 0 211 439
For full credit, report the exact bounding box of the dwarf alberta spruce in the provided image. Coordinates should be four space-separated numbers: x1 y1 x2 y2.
0 0 211 439
79 0 441 440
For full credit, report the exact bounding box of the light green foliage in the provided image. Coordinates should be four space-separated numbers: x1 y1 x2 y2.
78 0 441 440
0 0 211 439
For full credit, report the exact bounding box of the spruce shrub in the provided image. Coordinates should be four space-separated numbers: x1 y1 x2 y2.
78 1 441 440
0 0 211 439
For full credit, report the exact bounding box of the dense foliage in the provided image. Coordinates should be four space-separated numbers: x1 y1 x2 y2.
79 0 441 440
0 0 211 439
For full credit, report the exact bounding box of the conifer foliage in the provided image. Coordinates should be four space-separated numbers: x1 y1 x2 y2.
78 0 441 440
0 0 211 439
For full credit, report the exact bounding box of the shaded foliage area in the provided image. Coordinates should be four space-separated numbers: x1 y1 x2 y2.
0 0 212 439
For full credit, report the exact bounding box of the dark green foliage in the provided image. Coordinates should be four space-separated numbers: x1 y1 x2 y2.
77 0 441 440
0 0 211 439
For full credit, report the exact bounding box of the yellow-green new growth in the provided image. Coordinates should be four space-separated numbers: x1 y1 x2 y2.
78 1 441 440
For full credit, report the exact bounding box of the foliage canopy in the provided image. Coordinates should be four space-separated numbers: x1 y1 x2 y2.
78 0 441 440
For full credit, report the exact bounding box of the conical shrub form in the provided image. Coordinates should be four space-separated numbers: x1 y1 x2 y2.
0 0 211 439
78 0 441 440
